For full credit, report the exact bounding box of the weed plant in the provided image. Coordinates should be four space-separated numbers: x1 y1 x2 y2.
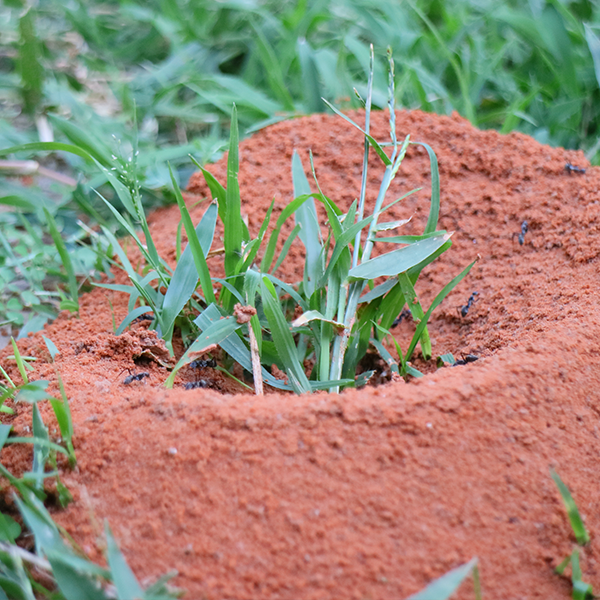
79 49 476 393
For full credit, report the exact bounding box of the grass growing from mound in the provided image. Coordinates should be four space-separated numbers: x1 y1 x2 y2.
74 48 475 393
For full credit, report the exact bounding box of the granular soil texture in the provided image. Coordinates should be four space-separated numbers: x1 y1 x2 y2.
2 109 600 600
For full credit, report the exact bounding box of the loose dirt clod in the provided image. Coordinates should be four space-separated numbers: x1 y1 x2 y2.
2 109 600 599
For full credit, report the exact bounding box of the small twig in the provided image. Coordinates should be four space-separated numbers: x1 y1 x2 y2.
234 303 263 395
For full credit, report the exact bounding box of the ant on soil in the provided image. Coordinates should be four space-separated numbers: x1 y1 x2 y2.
392 308 411 327
458 292 479 318
121 371 150 385
184 380 210 390
453 354 479 367
565 163 586 174
512 220 529 246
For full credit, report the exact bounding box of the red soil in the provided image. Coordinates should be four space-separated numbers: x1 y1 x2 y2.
2 109 600 599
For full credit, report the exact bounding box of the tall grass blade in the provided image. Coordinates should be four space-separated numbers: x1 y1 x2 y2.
44 209 79 312
411 143 440 234
292 150 322 296
162 201 218 338
169 164 215 305
224 104 245 277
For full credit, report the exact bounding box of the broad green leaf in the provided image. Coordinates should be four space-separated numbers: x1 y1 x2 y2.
292 310 344 329
0 512 21 544
349 234 451 279
15 380 51 403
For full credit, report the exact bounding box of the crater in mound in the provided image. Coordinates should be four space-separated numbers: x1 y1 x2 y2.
1 110 600 600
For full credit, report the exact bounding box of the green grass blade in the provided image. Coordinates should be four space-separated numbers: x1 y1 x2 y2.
261 193 313 273
411 142 440 235
169 164 215 305
42 336 59 362
292 150 322 295
48 114 113 167
404 259 477 367
31 404 49 492
321 99 392 166
104 523 144 600
260 277 311 394
224 104 245 276
272 223 301 273
47 556 108 600
406 558 478 600
10 338 28 385
550 469 590 545
162 201 218 337
349 233 451 279
43 208 79 312
397 271 431 360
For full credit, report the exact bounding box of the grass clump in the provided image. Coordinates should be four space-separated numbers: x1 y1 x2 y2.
93 48 476 394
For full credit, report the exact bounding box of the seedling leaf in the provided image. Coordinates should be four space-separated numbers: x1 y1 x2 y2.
551 469 590 545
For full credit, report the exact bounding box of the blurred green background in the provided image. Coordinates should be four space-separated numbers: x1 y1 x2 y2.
1 0 600 337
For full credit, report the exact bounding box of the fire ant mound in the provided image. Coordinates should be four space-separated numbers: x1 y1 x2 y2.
2 110 600 599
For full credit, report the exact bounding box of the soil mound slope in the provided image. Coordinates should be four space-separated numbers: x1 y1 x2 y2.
2 109 600 599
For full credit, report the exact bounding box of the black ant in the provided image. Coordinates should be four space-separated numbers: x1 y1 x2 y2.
189 358 216 370
132 313 153 324
122 372 150 385
513 221 529 246
184 380 210 390
565 163 586 174
453 354 479 367
392 308 411 328
458 292 479 318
